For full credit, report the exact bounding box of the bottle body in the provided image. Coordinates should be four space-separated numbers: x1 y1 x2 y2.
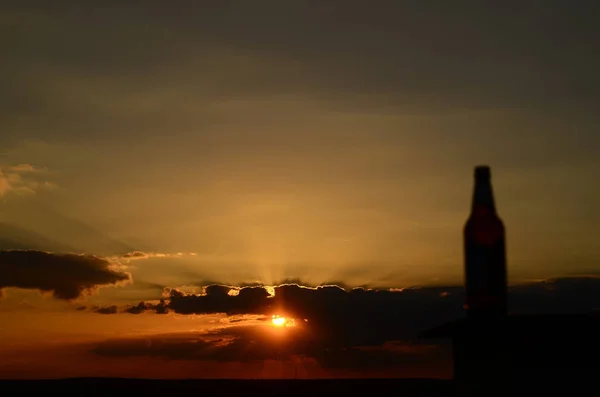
463 166 507 320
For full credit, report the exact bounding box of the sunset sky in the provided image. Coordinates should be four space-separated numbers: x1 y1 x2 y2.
1 1 599 379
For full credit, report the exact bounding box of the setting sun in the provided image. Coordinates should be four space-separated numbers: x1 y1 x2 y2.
271 315 296 327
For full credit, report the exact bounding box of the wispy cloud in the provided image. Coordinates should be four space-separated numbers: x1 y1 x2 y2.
7 164 48 173
109 251 197 265
120 251 197 260
0 164 56 198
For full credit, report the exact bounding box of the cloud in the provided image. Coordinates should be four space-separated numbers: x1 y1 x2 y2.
123 251 196 259
6 164 47 173
124 300 169 315
94 305 118 315
3 0 597 142
156 284 451 346
0 164 56 198
91 326 448 371
121 251 149 259
88 300 170 315
97 277 600 343
0 171 10 197
508 277 600 313
113 251 197 263
88 276 600 371
0 250 131 300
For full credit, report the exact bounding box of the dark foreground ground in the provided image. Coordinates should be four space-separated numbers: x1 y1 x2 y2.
0 378 451 396
0 377 591 396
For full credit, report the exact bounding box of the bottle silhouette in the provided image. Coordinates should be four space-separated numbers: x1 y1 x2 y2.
463 166 507 320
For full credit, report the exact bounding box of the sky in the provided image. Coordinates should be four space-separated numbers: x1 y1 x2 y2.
0 1 599 379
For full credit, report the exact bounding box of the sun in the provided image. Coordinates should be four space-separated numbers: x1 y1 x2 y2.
271 315 295 327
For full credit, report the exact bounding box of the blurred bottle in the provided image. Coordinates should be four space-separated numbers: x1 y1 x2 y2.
463 166 507 320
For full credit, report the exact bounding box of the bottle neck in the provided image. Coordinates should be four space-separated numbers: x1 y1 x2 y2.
471 177 496 216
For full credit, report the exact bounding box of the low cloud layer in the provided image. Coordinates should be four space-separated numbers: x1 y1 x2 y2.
89 277 600 358
0 250 131 300
84 276 600 372
91 326 449 372
161 284 455 345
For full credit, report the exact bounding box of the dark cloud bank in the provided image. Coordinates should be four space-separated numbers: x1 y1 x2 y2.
0 249 130 300
90 277 600 370
115 277 600 322
2 248 598 370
